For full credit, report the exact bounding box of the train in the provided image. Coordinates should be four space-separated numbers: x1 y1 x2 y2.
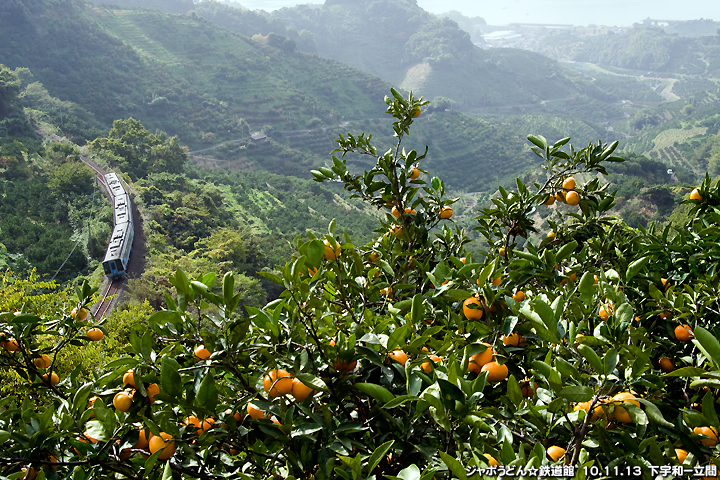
101 172 134 279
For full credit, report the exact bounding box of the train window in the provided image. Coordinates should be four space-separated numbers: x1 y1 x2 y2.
103 263 111 274
110 261 117 272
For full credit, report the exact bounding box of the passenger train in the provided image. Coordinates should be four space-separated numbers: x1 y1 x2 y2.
102 173 134 279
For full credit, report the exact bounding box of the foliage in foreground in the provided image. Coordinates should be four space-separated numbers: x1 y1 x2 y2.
2 90 720 479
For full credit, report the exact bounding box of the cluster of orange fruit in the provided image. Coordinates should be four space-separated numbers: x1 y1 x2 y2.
111 369 160 413
573 392 640 424
543 177 580 206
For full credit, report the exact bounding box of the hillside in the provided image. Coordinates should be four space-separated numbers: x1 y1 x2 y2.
269 0 586 108
0 0 389 149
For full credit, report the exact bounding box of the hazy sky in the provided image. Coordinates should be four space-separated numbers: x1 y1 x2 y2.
237 0 719 26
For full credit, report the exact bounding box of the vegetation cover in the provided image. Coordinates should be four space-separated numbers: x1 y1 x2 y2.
2 90 720 479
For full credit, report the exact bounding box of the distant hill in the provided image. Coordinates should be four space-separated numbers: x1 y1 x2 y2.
0 0 389 148
269 0 585 108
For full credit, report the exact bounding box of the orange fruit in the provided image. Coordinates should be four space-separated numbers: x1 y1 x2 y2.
483 453 500 466
390 225 403 237
555 191 566 203
675 448 688 464
659 311 672 320
379 286 393 297
146 383 160 402
123 369 136 388
562 177 576 190
694 426 719 447
481 361 508 382
491 276 502 286
468 343 494 373
599 304 612 321
185 416 214 436
134 429 150 450
87 396 99 412
113 392 133 412
369 251 380 262
498 246 506 258
194 345 211 360
148 432 176 460
661 278 670 291
3 338 18 352
391 206 402 218
334 359 357 373
675 324 693 342
574 401 604 421
404 207 416 216
86 328 104 341
263 369 294 397
71 307 88 321
291 377 314 401
33 354 51 369
42 372 59 386
543 195 556 205
247 402 265 419
512 291 525 302
225 408 242 422
547 445 566 462
411 107 421 118
389 350 408 366
463 297 484 321
659 357 674 372
610 392 640 423
409 166 420 179
502 333 523 347
690 188 704 202
21 467 37 479
422 354 442 373
565 191 580 206
439 206 453 219
323 239 340 260
520 378 537 397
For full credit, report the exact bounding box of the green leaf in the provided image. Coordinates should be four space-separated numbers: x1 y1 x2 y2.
85 420 109 442
410 294 423 326
295 373 328 392
664 366 707 377
604 349 619 376
383 395 421 409
161 357 182 399
148 311 181 325
555 240 578 263
355 383 394 404
367 440 394 475
636 399 672 427
161 461 173 480
558 386 593 402
507 375 522 407
578 272 596 302
438 451 467 480
693 326 720 369
307 239 325 268
397 465 421 480
614 303 633 327
194 370 218 413
577 344 604 375
626 257 649 281
291 424 323 438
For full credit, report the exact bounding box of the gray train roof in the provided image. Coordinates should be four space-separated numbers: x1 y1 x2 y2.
113 193 132 225
104 172 126 199
102 222 132 263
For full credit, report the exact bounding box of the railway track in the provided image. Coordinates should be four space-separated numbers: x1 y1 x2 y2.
93 279 123 320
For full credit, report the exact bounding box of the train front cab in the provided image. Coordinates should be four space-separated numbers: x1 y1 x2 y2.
102 259 125 278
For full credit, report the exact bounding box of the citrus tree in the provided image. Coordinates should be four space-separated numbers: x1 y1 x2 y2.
2 89 720 480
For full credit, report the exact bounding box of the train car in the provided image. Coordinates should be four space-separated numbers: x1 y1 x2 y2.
104 172 125 200
101 172 134 279
113 192 131 226
102 222 134 278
